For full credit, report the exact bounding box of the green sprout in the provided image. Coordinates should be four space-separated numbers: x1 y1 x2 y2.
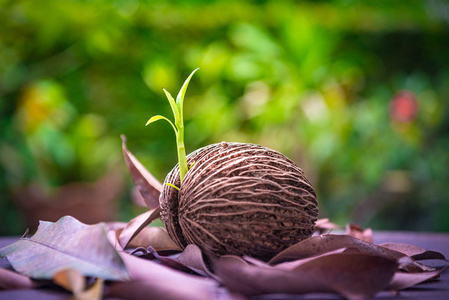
145 68 199 185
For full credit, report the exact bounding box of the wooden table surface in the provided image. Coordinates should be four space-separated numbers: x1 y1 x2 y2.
1 231 448 299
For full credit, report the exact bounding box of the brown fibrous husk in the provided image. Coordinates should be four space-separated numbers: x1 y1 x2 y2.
160 142 318 260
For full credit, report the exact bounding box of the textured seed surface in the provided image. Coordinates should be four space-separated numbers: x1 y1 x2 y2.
160 142 318 260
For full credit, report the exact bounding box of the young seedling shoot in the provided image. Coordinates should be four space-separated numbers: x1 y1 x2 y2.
145 68 199 189
146 69 318 260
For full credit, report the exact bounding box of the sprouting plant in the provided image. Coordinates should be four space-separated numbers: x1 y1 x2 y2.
145 68 199 186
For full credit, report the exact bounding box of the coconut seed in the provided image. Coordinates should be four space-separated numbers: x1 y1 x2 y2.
160 142 318 260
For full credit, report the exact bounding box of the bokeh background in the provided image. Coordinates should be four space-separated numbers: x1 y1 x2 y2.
1 0 449 235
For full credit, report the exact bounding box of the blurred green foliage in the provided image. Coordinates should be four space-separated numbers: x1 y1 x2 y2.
1 0 449 235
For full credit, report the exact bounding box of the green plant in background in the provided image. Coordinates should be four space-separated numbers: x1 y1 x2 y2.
11 79 120 189
145 69 198 186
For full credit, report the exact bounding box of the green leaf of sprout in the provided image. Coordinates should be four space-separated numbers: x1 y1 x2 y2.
163 88 180 124
146 69 199 185
176 68 199 118
145 115 178 135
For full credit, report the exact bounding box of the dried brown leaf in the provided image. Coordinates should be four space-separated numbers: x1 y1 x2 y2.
106 229 124 251
107 251 234 300
131 186 147 207
220 255 250 267
268 234 433 273
176 244 215 278
269 235 395 264
241 255 269 268
387 268 445 291
216 253 398 300
293 253 398 299
118 207 162 249
346 223 373 243
380 242 447 261
0 216 129 280
104 222 127 231
53 268 104 300
143 246 203 275
53 269 85 294
70 278 104 300
314 218 341 233
0 267 39 290
274 248 349 271
126 226 181 251
121 134 162 209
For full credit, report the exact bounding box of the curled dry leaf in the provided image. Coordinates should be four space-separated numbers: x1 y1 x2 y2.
380 242 447 261
268 234 434 273
176 244 215 278
314 218 342 233
269 235 394 264
0 216 129 281
219 255 250 267
216 253 398 300
293 253 398 299
0 267 39 290
346 223 374 243
274 248 349 271
118 207 162 249
53 268 104 300
144 246 204 276
107 224 236 299
131 186 147 207
128 245 211 277
121 134 162 210
71 278 103 300
126 226 181 252
242 255 270 268
53 269 85 295
388 268 446 291
108 251 237 300
106 228 124 252
104 222 128 232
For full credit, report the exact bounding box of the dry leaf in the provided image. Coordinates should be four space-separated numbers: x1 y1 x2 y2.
269 235 395 264
380 242 447 261
121 134 162 209
126 226 181 251
128 245 209 277
293 253 398 299
176 245 216 278
273 248 349 271
104 222 128 231
53 269 85 294
346 223 374 243
0 267 39 290
241 255 270 268
71 278 104 300
106 229 125 252
388 268 445 291
268 234 433 273
118 207 162 249
0 216 129 280
131 186 147 207
144 246 204 275
216 253 398 300
314 218 341 233
107 251 231 300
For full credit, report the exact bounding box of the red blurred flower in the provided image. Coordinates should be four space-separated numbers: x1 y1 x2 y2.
390 90 418 123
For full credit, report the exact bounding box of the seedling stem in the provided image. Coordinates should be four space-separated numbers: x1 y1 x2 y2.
145 68 199 185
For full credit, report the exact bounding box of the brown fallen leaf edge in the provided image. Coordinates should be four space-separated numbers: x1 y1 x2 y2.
1 218 448 300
